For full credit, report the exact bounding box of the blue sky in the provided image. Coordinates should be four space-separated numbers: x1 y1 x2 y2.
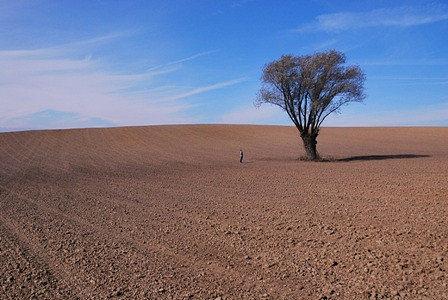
1 0 448 131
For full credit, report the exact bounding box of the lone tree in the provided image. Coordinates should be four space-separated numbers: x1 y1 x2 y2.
256 50 366 160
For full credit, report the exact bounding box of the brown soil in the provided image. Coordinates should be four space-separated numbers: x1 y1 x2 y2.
1 125 447 299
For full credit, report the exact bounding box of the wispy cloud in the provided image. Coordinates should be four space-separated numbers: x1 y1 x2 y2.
369 76 448 86
295 4 448 32
359 58 448 66
326 102 448 126
0 37 234 130
148 50 218 71
313 38 339 50
0 32 129 59
169 78 247 100
220 104 287 125
0 51 190 130
231 0 255 8
166 50 218 66
224 101 448 127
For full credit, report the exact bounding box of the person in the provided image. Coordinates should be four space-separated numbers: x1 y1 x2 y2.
240 149 244 163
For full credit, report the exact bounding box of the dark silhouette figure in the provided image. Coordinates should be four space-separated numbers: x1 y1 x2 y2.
240 149 244 163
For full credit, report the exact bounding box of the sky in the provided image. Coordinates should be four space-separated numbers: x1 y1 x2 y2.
1 0 448 131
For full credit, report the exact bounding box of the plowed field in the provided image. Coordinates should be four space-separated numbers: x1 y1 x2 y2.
1 125 447 299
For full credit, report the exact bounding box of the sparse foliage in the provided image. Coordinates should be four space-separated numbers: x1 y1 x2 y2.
256 50 366 160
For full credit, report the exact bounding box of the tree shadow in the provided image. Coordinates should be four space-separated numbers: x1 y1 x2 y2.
336 154 430 162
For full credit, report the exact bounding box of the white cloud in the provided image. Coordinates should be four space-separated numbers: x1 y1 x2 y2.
313 38 339 50
0 32 129 59
231 0 255 8
165 50 219 66
168 78 247 101
146 50 219 72
326 102 448 126
0 38 240 130
0 53 190 129
295 4 448 32
220 103 288 125
222 101 448 127
359 59 448 66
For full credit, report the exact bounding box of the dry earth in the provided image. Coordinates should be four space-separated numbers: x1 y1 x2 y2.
0 125 447 299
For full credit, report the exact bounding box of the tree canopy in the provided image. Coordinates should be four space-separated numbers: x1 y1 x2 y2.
256 50 366 160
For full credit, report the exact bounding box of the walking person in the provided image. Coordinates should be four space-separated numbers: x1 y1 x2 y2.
240 149 244 163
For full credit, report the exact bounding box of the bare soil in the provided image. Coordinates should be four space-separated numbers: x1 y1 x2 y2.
1 125 447 299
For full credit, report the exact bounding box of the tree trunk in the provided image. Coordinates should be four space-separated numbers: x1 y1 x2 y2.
301 134 318 160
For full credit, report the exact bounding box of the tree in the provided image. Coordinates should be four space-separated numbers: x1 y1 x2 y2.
256 50 366 160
